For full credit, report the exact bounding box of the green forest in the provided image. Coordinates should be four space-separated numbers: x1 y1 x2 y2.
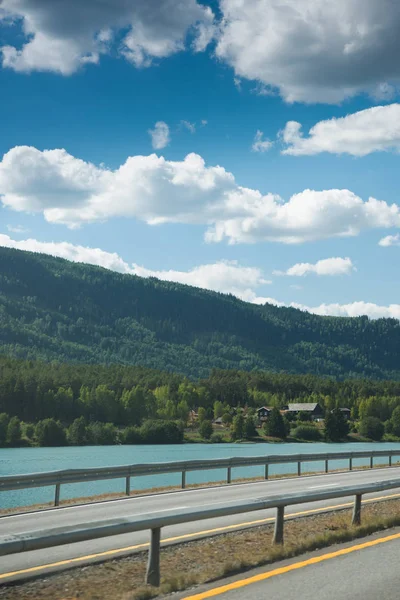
1 247 400 447
1 355 400 447
1 247 400 380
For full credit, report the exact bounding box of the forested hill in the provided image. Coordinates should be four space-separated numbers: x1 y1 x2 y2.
1 247 400 380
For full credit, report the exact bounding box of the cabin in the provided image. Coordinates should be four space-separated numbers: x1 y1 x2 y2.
256 406 273 425
285 403 324 421
335 408 351 420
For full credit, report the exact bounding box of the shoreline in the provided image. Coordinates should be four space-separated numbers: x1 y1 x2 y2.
4 433 398 449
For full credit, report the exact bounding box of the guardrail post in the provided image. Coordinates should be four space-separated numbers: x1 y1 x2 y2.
125 476 131 496
54 483 61 507
227 467 232 484
181 471 186 489
273 506 285 544
297 462 301 477
352 494 362 526
389 455 392 467
370 456 374 469
349 458 352 471
264 464 269 480
146 527 161 587
325 459 328 473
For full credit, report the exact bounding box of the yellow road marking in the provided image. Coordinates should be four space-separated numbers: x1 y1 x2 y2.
1 492 400 582
182 531 400 599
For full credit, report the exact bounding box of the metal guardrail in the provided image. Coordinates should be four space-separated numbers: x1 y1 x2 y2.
1 449 400 507
1 476 400 586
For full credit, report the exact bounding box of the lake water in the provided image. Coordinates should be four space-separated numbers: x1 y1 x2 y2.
1 441 400 509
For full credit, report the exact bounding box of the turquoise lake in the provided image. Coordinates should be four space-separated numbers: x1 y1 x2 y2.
1 441 400 509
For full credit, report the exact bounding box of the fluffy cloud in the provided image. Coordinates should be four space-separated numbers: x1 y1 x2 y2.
274 257 355 277
379 234 400 247
132 260 271 297
282 104 400 156
148 121 170 149
2 146 400 243
205 190 400 245
254 296 400 320
4 0 400 104
0 233 270 298
0 234 135 273
299 301 400 320
251 130 272 153
215 0 400 103
1 0 215 74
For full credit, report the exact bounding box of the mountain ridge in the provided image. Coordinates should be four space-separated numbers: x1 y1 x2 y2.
0 246 399 379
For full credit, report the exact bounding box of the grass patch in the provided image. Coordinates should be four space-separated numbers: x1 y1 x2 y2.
1 498 400 600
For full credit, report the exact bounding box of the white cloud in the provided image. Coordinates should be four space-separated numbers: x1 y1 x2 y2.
252 130 272 153
0 234 134 273
281 104 400 156
215 0 400 103
274 257 355 277
201 119 208 127
255 296 400 320
5 0 400 105
0 233 270 298
181 120 196 133
379 234 400 247
148 121 170 149
301 301 400 320
1 0 215 74
132 259 271 298
2 146 400 244
6 224 29 234
205 189 400 245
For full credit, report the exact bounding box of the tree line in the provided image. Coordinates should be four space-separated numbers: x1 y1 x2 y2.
1 356 400 446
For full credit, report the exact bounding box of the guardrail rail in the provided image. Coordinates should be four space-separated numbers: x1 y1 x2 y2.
0 450 400 506
1 476 400 586
1 449 400 507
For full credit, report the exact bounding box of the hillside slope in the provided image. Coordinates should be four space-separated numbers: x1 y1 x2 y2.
0 247 399 379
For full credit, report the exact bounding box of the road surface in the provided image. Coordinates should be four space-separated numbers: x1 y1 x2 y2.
178 529 400 599
0 466 399 583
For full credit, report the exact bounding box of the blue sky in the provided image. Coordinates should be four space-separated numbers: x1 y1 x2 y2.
1 0 400 318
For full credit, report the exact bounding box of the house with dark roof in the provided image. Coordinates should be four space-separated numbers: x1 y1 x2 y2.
256 406 273 425
285 403 324 420
334 408 351 420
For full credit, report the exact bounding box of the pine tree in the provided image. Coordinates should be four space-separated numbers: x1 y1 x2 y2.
68 417 87 445
264 408 286 439
199 420 213 440
244 415 257 439
325 409 349 442
231 413 245 440
390 406 400 437
6 416 22 446
0 413 9 447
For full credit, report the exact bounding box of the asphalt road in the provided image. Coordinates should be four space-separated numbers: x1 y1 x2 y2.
1 466 400 583
181 529 400 599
